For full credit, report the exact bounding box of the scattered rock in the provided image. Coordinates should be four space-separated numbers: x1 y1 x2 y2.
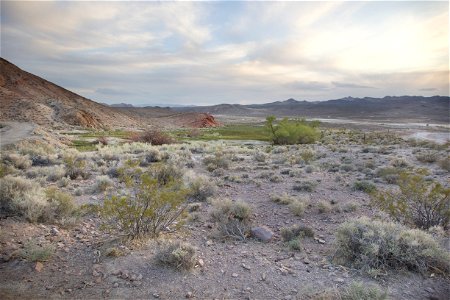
334 278 345 283
232 273 239 278
35 262 44 272
251 226 274 242
153 293 160 298
51 227 60 236
186 292 193 298
318 239 326 244
197 258 205 267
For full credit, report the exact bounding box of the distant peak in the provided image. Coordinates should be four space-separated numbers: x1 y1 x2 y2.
284 98 298 103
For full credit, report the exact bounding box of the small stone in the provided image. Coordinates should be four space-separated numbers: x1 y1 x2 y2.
242 264 251 270
132 281 142 287
113 282 119 288
334 278 345 283
35 262 44 272
318 239 326 244
92 270 101 277
251 226 274 242
197 258 204 267
232 273 239 278
261 273 266 281
111 270 121 276
206 240 213 246
424 287 434 293
51 227 60 236
153 293 160 298
303 258 310 265
186 292 193 298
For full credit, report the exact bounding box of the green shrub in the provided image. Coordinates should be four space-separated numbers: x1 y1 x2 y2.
340 281 388 300
353 181 376 194
210 199 252 240
287 238 302 251
151 163 184 186
265 116 320 145
270 193 295 205
375 167 401 184
156 241 197 270
335 217 449 275
300 149 315 163
101 168 190 238
372 172 449 229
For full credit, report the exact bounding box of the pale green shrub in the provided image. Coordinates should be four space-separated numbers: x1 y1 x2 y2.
335 217 450 275
156 241 197 270
93 175 114 193
184 171 217 202
210 199 252 240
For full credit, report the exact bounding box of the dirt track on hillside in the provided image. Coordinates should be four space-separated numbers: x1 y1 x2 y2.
0 121 35 148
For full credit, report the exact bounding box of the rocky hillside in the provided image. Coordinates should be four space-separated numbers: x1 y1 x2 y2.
0 58 219 129
0 58 140 129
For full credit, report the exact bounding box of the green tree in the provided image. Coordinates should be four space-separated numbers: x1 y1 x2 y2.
265 116 320 145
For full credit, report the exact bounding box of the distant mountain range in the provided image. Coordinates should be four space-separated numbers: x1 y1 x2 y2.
171 96 450 123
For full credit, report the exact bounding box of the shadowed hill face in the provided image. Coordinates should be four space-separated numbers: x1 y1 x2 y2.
0 58 138 129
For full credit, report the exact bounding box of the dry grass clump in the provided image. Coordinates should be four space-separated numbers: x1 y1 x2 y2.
2 153 32 170
438 157 450 171
64 154 90 180
93 175 114 193
0 175 47 222
203 153 230 172
210 199 252 241
156 241 197 270
308 281 387 300
131 130 174 145
281 224 315 241
44 187 76 222
318 200 332 213
352 180 376 194
253 151 268 162
415 151 439 163
184 171 217 202
21 240 55 262
270 192 295 205
335 217 450 275
289 199 308 216
293 180 317 192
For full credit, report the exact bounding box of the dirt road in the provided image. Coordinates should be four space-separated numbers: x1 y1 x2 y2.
0 121 35 148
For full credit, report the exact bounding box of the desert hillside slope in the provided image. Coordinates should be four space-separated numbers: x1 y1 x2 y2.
0 58 139 129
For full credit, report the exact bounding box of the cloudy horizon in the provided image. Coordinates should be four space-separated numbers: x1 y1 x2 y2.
1 1 449 106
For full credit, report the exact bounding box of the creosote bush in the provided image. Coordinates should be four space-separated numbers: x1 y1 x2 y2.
93 175 114 193
353 180 376 194
210 199 252 240
21 240 55 262
335 217 449 275
156 241 197 270
101 167 190 238
340 281 388 300
44 187 76 222
281 224 315 241
184 172 217 202
372 172 449 229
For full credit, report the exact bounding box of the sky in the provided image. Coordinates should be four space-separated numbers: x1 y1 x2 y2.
1 1 449 106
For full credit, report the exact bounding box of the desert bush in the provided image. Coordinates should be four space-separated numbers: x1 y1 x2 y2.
184 172 217 202
131 130 174 145
339 281 388 300
300 149 315 163
93 175 114 193
44 187 76 221
203 153 230 171
415 151 439 163
254 152 268 162
289 199 307 216
101 168 190 238
64 154 89 180
293 180 317 192
151 163 184 185
270 192 295 205
335 217 449 275
156 241 197 270
372 172 450 229
438 157 450 171
318 200 332 213
45 165 66 182
3 153 32 170
0 175 47 222
353 181 376 194
281 224 315 242
140 148 162 166
265 116 320 145
210 199 252 240
375 167 400 184
21 240 55 262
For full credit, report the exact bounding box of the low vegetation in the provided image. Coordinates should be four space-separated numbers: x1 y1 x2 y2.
156 241 197 270
210 199 252 240
372 172 449 229
335 217 449 275
265 116 320 145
